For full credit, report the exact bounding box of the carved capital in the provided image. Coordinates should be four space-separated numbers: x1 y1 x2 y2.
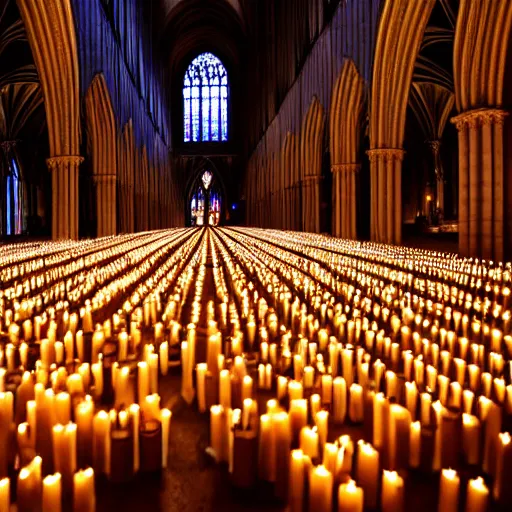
331 163 361 173
46 155 84 170
303 175 323 183
366 149 405 163
451 108 509 131
93 174 116 184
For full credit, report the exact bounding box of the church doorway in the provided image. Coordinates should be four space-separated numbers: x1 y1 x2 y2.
189 170 222 226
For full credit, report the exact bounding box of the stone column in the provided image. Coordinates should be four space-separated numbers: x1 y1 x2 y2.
93 174 116 238
426 140 444 214
367 149 405 245
451 108 508 261
331 164 360 239
46 156 84 240
301 175 322 233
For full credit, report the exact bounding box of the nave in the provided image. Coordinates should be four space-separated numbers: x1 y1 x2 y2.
0 228 510 511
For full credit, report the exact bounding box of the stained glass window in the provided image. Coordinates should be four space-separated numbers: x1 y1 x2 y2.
183 52 229 142
202 171 212 190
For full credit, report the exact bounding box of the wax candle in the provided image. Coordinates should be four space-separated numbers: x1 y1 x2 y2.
356 441 379 509
93 411 110 476
289 450 304 512
349 383 363 423
388 404 411 470
259 414 276 481
409 421 421 468
465 477 489 512
438 468 459 512
196 363 207 413
382 470 404 512
42 473 61 512
0 478 8 511
494 432 512 504
333 377 347 425
161 408 172 469
309 465 333 512
73 467 95 512
210 405 225 462
338 479 363 512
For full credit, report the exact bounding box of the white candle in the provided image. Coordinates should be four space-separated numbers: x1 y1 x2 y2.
308 465 333 512
438 468 460 512
381 470 404 512
465 477 489 512
338 479 363 512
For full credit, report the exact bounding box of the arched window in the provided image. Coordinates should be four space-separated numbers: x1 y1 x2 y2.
190 171 222 226
183 53 229 143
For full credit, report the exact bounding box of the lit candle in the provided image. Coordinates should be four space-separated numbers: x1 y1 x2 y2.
308 465 333 512
494 432 512 504
73 467 95 512
356 441 379 509
381 470 404 512
289 450 304 512
42 473 61 512
349 383 363 423
338 479 363 512
465 477 489 512
161 408 172 469
0 478 9 512
438 468 460 512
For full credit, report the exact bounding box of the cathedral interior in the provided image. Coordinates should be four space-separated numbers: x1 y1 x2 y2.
0 0 511 510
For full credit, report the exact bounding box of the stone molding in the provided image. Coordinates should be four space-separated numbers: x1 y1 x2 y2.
366 148 405 163
451 108 508 131
331 163 361 173
46 156 84 170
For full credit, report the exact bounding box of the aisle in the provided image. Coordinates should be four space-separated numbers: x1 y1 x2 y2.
97 231 284 512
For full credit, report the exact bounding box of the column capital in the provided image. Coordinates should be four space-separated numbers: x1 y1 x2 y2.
331 163 361 173
92 174 116 184
46 155 84 170
451 108 508 131
303 175 323 183
366 148 405 163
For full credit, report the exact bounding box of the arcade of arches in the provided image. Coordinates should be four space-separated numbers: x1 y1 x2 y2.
1 0 512 511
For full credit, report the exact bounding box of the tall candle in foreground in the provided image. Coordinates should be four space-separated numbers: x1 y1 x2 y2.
73 467 95 512
309 465 333 512
465 477 489 512
438 469 459 512
338 479 363 512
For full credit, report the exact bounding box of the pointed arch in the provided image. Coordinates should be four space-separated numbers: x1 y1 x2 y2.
451 0 512 260
300 96 325 233
368 0 435 244
85 73 117 237
119 120 135 233
329 58 365 239
17 0 83 239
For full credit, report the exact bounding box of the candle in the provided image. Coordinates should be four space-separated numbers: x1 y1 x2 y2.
289 450 305 512
409 421 421 468
42 473 61 512
73 467 95 512
465 477 489 512
161 408 172 468
338 479 363 512
258 414 276 481
349 383 363 423
196 363 207 413
309 465 333 512
219 369 231 409
93 411 110 476
356 441 379 509
333 377 347 424
381 470 404 512
210 405 225 462
494 432 512 504
438 468 460 512
299 427 319 460
388 404 411 470
0 478 9 512
462 413 480 465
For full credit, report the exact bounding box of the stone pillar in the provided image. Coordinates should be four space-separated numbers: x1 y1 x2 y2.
426 140 444 214
331 164 360 239
451 108 508 261
46 156 84 240
93 174 116 238
301 175 322 233
367 149 405 245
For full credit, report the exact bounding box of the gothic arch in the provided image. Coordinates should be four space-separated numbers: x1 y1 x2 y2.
300 96 325 233
17 0 82 239
85 74 117 237
452 0 512 260
329 58 365 239
368 0 435 244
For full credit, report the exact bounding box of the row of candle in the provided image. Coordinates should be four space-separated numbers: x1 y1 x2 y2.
190 227 512 511
0 228 220 509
